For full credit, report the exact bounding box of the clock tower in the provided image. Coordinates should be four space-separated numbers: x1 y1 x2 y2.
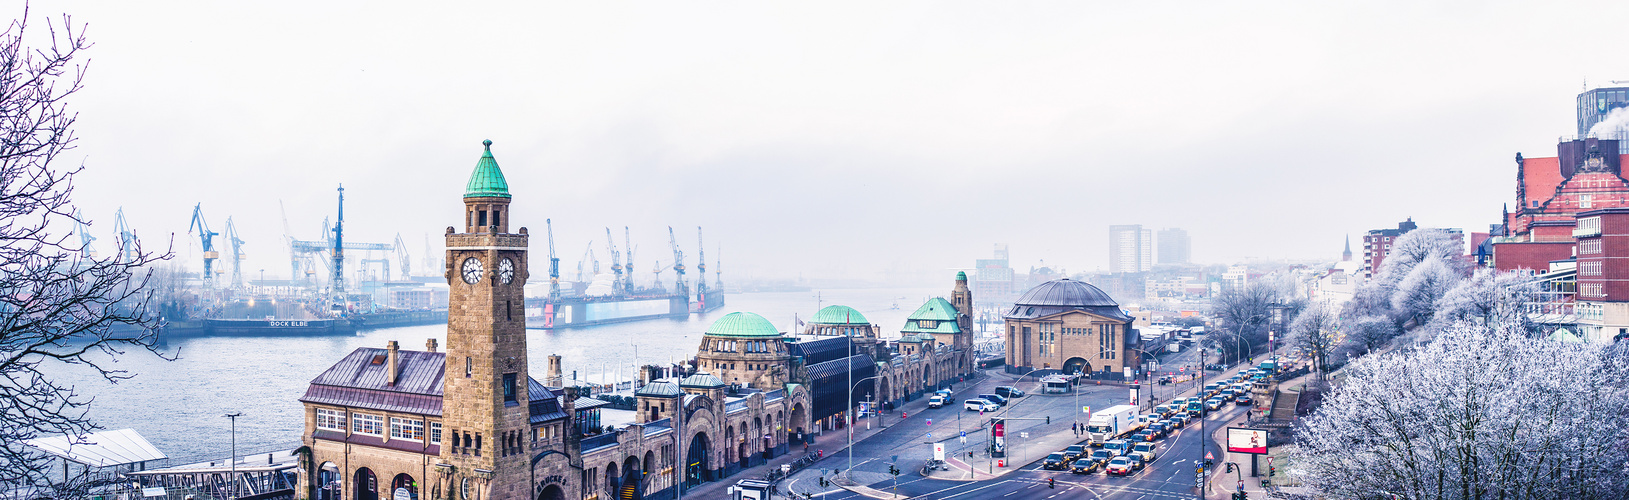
441 140 531 500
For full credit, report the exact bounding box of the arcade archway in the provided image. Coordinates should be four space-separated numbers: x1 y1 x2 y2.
1063 357 1090 376
685 432 712 487
353 468 377 500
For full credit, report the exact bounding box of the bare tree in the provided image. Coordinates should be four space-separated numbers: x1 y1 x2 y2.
0 8 172 494
1287 302 1338 381
1209 279 1296 365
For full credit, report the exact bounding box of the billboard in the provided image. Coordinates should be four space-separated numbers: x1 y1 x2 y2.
1226 427 1268 454
992 421 1006 455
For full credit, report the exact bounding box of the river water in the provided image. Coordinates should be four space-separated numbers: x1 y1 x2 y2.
45 287 949 467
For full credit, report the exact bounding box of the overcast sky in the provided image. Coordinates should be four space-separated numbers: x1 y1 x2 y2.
37 0 1629 284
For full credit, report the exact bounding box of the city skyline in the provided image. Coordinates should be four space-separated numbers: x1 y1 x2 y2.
34 1 1629 283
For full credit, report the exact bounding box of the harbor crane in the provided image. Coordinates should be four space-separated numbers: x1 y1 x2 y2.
668 226 687 298
188 203 220 289
624 227 637 295
696 226 708 299
394 233 410 280
605 227 623 295
224 217 246 290
113 207 137 263
546 219 561 299
330 185 346 306
73 209 96 258
576 242 594 283
651 260 669 290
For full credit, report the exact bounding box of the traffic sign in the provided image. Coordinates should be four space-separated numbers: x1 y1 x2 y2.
960 431 966 438
959 436 967 444
927 419 932 426
1020 432 1029 439
1082 405 1091 414
1205 451 1214 460
1267 456 1275 465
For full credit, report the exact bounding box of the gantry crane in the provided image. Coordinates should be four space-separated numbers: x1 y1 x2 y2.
224 217 246 290
546 219 561 299
113 207 137 263
73 209 96 258
605 227 623 295
188 204 219 289
668 226 687 298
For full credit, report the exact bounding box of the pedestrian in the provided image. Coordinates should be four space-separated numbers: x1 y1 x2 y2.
804 442 809 454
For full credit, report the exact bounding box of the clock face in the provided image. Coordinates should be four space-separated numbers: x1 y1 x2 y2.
460 478 470 499
461 257 484 284
498 258 515 284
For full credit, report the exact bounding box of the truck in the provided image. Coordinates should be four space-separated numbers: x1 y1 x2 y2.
1085 404 1140 446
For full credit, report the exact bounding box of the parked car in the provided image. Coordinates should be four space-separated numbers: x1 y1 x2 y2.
1042 452 1068 470
1071 456 1104 474
1131 441 1159 463
978 394 1009 406
995 386 1026 398
964 398 998 412
1063 445 1088 462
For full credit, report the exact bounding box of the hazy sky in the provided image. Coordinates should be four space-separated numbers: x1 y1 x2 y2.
37 1 1629 284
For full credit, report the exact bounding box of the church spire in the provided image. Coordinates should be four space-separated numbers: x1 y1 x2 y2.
1342 235 1353 262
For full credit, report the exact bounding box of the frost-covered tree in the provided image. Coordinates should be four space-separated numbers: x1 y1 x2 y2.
1429 268 1543 336
1390 256 1463 329
1338 315 1399 359
1345 228 1466 321
1293 323 1629 499
0 9 172 495
1287 302 1338 381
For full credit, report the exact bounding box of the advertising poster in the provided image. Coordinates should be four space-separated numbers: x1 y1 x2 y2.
993 421 1006 455
1226 427 1269 454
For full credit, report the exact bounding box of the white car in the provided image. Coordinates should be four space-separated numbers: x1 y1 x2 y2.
964 398 998 412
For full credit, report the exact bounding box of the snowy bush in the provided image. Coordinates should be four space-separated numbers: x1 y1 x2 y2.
1293 322 1629 499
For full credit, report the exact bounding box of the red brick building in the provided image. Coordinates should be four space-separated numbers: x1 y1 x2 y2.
1360 219 1464 278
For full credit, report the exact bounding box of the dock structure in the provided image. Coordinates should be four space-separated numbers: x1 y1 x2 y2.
126 449 300 500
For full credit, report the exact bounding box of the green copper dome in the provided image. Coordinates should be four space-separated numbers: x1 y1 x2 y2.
810 305 869 325
464 139 511 198
704 312 781 338
957 271 967 280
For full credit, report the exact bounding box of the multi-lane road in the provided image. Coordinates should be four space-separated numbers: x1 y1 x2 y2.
780 340 1260 499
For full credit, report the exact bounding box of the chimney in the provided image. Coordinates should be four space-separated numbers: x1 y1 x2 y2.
387 341 400 386
425 338 438 353
547 354 563 387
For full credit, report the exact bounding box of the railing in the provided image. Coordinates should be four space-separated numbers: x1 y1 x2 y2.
581 433 618 452
763 389 785 402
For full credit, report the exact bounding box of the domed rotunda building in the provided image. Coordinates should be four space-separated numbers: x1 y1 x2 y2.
1002 278 1138 378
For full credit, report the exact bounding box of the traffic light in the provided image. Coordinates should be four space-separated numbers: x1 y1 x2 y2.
888 465 900 476
1048 478 1055 489
1046 416 1051 424
1269 465 1276 477
1205 459 1214 469
1225 463 1235 473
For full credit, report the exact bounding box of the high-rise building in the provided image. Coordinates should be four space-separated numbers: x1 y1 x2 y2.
1579 85 1629 137
973 244 1016 306
1108 225 1153 273
1361 218 1464 278
1156 228 1190 264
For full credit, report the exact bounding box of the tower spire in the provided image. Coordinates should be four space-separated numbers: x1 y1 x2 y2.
1342 235 1353 262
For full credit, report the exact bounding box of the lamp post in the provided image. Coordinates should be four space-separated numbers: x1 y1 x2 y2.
225 412 243 500
846 375 884 477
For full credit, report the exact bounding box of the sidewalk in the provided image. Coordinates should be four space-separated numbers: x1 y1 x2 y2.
1208 362 1316 498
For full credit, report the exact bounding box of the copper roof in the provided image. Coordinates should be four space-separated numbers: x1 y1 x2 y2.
301 347 558 418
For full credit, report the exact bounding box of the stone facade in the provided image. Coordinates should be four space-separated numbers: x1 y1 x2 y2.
1003 279 1139 379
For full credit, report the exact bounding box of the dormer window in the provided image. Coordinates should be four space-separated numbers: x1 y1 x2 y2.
918 320 938 329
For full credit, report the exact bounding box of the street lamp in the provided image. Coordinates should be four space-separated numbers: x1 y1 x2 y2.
225 412 243 500
846 375 884 477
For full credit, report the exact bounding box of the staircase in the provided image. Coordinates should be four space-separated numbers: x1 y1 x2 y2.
1270 390 1300 422
619 483 636 500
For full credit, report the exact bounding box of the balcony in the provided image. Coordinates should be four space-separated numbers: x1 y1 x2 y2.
1574 226 1602 238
